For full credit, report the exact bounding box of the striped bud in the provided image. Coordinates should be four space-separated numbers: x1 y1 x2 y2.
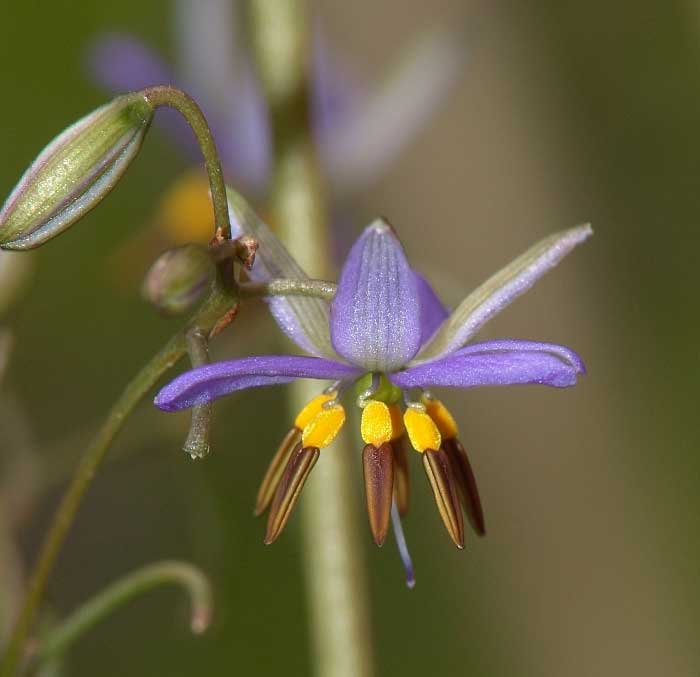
142 244 214 315
0 93 153 250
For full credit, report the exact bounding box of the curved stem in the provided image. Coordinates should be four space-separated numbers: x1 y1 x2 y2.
1 334 184 676
33 560 212 667
239 278 336 301
2 86 234 675
142 86 232 240
0 281 235 677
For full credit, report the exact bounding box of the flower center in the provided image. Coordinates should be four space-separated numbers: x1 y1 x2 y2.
353 372 402 405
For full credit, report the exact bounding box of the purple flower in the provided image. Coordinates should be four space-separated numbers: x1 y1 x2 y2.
155 193 591 584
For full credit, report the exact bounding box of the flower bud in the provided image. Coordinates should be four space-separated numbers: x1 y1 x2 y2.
142 245 214 315
0 93 153 250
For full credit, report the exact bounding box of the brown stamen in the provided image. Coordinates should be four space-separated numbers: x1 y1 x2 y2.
254 427 301 516
264 444 319 544
444 438 486 536
362 442 395 546
422 447 465 548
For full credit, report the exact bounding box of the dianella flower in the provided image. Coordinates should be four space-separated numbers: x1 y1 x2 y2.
155 192 591 582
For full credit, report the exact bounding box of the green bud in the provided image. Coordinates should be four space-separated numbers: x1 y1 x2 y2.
0 93 153 250
142 245 214 315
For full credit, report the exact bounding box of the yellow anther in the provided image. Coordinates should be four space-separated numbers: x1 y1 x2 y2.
157 171 215 244
361 401 392 446
403 407 442 453
422 397 459 439
294 392 337 430
361 401 406 446
302 404 346 449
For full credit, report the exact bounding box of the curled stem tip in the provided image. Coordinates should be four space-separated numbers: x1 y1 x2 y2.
34 560 213 666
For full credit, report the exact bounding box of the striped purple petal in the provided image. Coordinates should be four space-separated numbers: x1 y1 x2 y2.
391 339 585 389
330 220 422 372
155 355 360 412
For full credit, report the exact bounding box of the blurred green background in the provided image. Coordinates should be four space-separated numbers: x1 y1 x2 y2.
2 1 700 675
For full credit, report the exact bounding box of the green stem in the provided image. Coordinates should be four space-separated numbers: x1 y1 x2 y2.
183 329 212 460
249 3 375 676
0 334 183 676
142 86 232 240
239 279 336 301
1 85 237 674
33 560 212 667
0 281 235 677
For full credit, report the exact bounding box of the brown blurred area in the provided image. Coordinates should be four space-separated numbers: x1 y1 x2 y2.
2 1 700 675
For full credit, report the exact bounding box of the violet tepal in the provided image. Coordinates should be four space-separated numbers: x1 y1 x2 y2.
155 192 591 583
